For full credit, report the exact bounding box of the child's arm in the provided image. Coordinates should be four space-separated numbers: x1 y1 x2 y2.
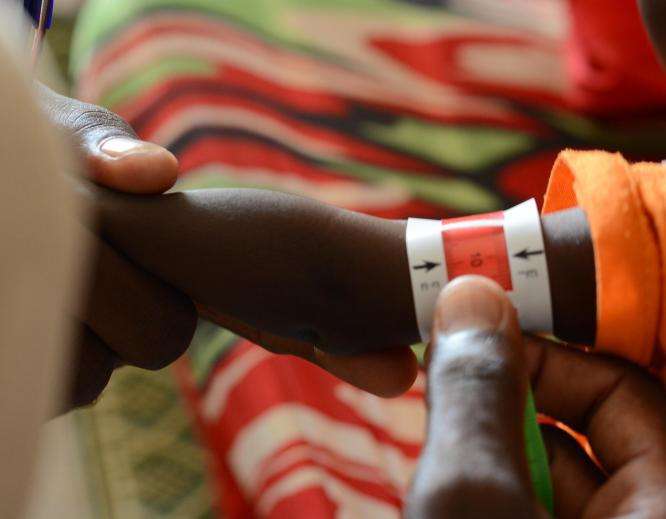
542 207 596 344
88 187 596 355
92 188 416 354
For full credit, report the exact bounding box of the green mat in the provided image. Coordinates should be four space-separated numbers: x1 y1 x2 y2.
75 367 215 519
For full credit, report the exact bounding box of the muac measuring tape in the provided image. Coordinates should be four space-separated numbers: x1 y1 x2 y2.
406 198 553 342
406 198 554 513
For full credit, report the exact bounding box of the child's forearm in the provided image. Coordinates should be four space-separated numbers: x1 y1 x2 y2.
92 188 417 354
90 188 596 353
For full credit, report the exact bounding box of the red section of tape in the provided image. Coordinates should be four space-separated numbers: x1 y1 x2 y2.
442 212 513 290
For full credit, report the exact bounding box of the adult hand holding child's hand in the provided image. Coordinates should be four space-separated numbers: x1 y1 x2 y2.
39 84 196 409
40 84 418 408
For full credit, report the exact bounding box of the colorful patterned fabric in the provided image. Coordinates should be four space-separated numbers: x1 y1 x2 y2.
179 321 426 518
70 1 666 517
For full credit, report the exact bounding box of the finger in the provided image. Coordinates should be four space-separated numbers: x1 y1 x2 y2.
38 83 178 194
198 306 418 397
540 425 603 519
81 232 197 370
66 325 115 410
407 276 544 519
525 336 666 474
91 136 179 194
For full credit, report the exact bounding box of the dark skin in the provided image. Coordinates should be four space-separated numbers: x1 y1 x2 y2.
83 185 597 362
38 85 196 410
542 207 596 344
406 277 666 519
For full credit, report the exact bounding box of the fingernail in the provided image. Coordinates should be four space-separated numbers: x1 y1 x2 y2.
434 276 511 336
100 137 166 158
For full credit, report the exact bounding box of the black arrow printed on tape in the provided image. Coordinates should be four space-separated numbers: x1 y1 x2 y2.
513 249 544 260
413 260 440 272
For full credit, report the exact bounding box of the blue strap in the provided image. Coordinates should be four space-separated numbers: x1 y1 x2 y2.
23 0 54 29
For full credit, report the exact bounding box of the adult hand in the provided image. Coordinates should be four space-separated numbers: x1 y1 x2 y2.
39 84 196 409
38 83 178 193
407 276 666 518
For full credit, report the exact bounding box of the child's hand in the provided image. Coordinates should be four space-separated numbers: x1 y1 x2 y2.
67 227 197 409
408 276 666 518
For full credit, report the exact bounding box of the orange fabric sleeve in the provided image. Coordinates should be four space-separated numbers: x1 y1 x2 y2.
542 150 660 368
632 163 666 379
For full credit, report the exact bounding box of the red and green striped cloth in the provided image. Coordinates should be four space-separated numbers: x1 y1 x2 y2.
71 1 666 517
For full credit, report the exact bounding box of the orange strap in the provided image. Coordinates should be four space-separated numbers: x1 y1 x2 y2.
543 150 660 367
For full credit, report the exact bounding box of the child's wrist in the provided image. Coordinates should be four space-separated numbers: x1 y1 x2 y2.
541 207 596 344
401 206 596 346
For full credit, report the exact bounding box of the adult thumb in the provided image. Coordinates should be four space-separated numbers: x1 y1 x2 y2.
407 276 546 519
38 83 178 194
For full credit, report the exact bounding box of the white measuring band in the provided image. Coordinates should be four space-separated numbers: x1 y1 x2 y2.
503 199 553 335
406 199 553 342
406 218 449 342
